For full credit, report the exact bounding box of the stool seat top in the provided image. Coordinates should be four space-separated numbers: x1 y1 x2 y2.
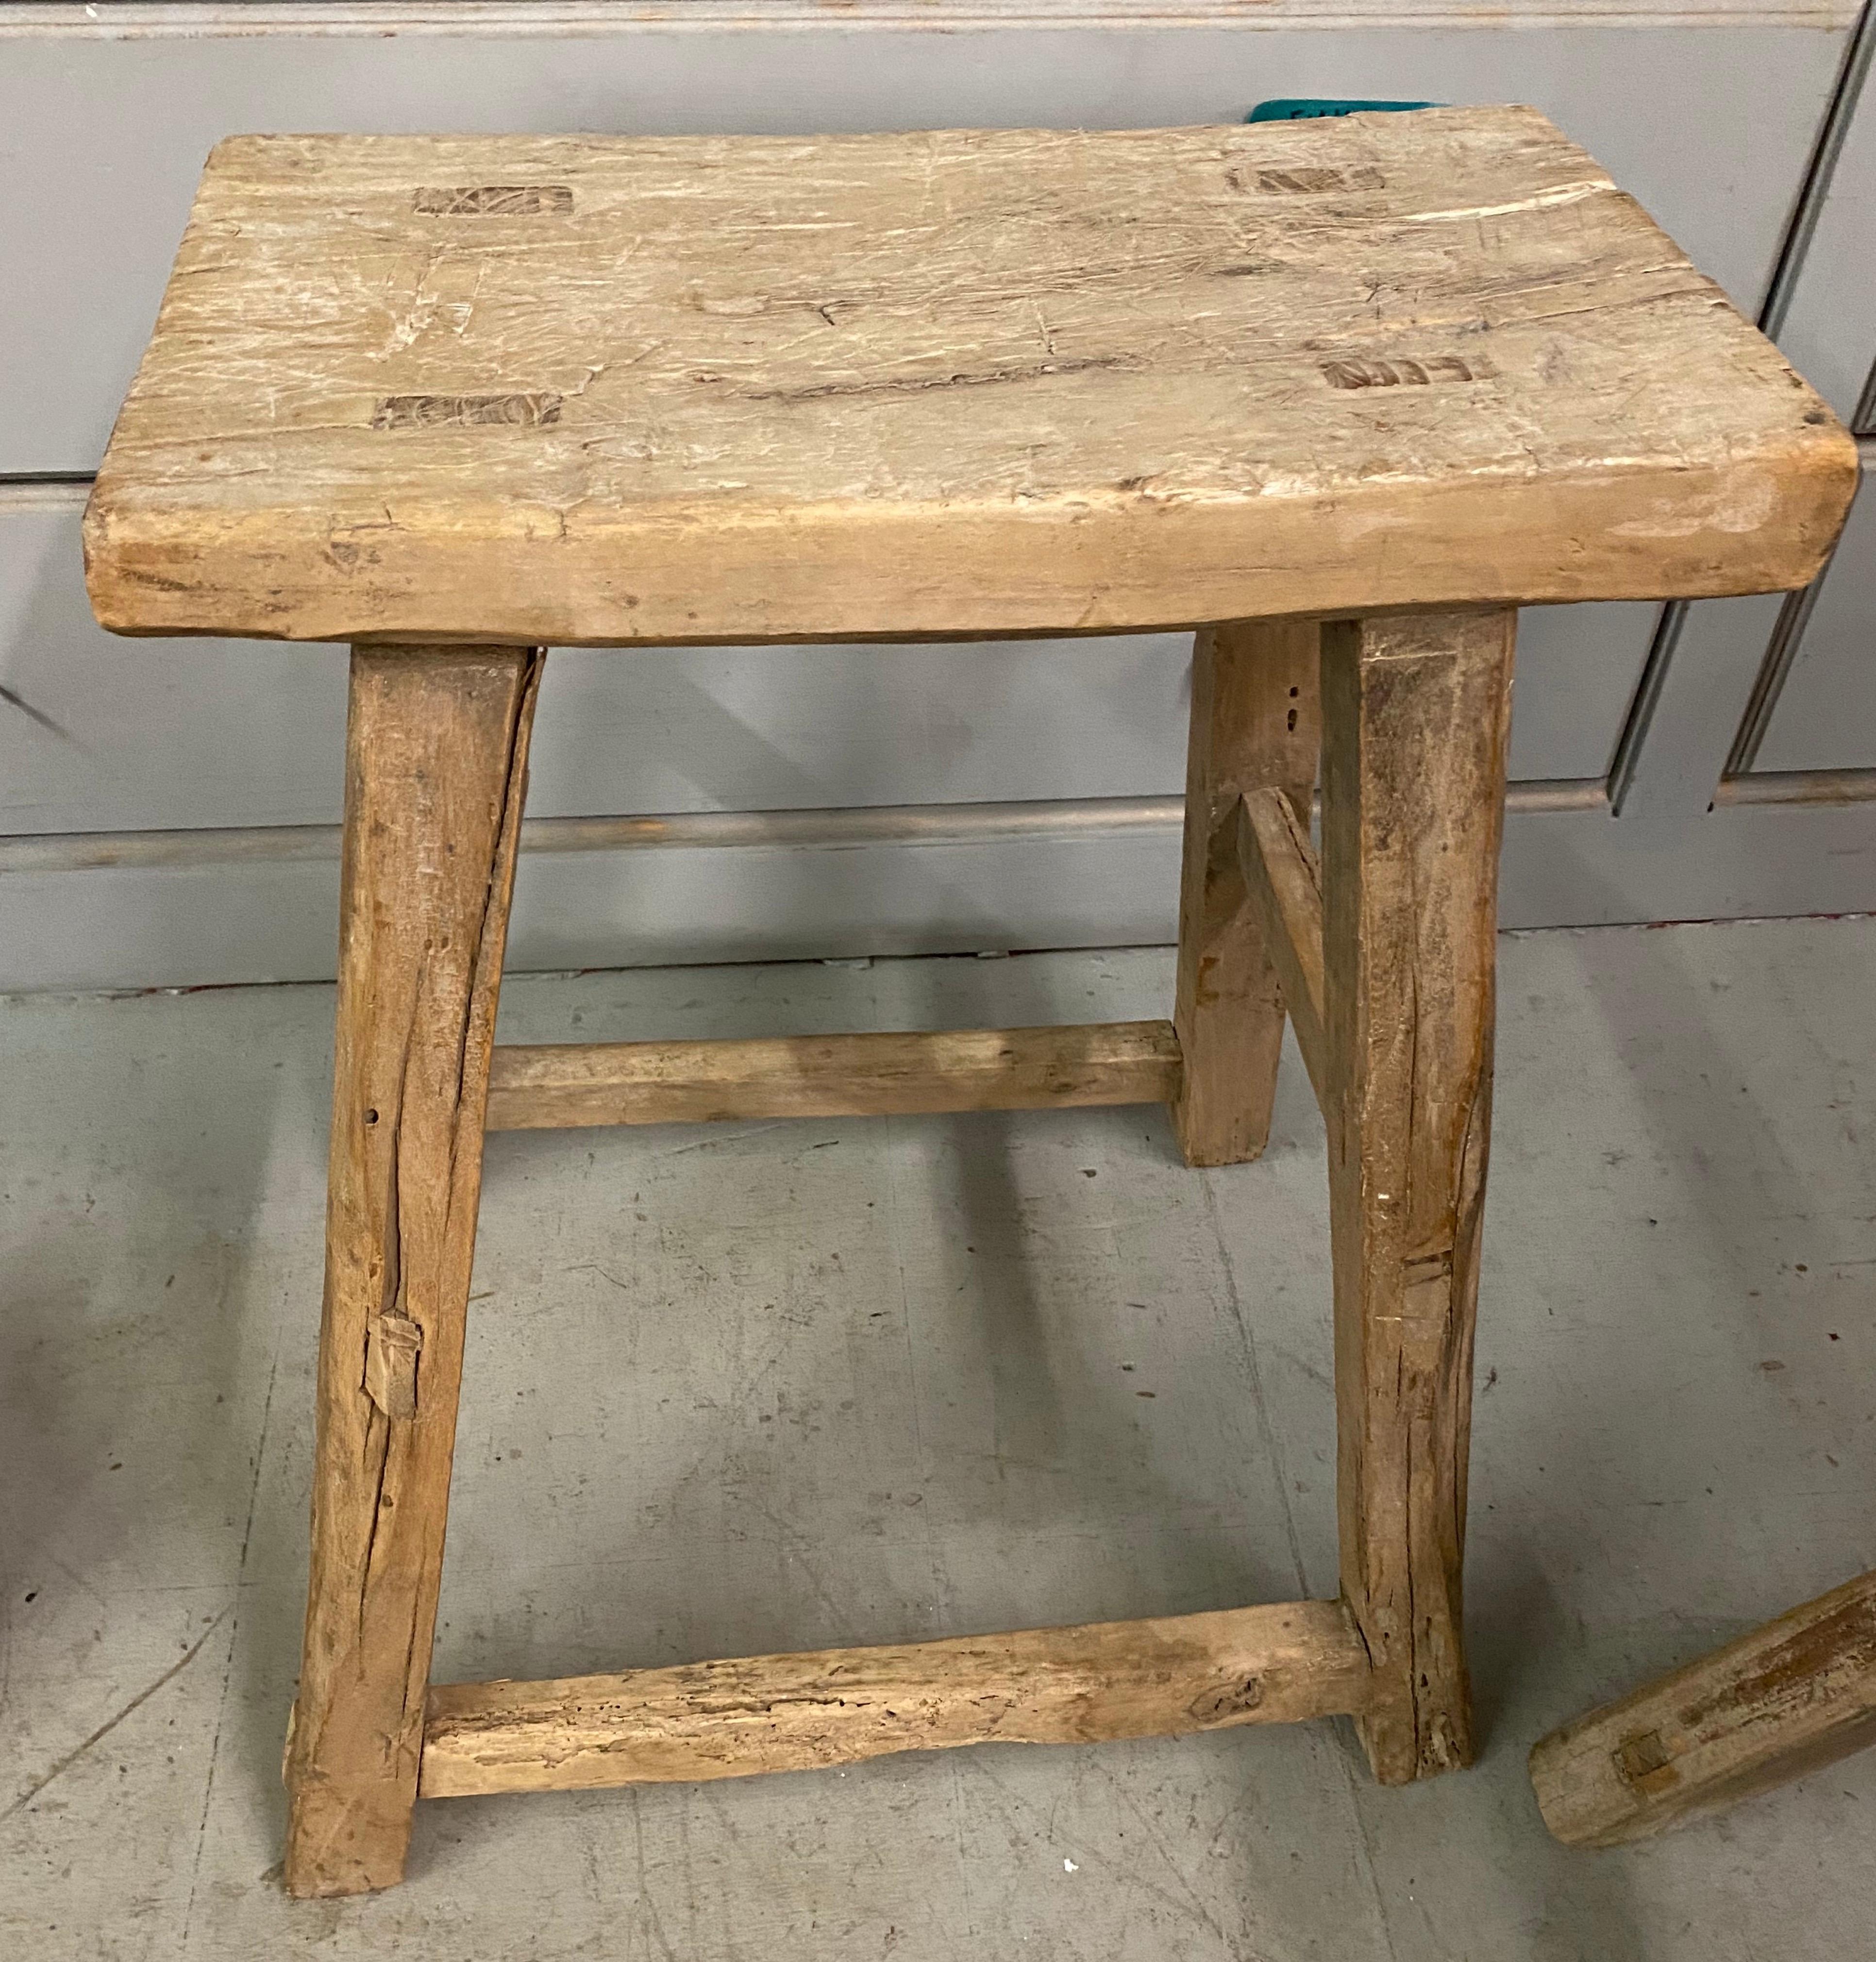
85 108 1854 648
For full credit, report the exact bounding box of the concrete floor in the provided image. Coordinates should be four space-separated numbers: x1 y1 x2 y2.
3 919 1873 1960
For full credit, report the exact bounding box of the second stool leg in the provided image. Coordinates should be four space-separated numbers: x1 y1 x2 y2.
283 644 543 1897
1319 609 1515 1783
1172 619 1322 1165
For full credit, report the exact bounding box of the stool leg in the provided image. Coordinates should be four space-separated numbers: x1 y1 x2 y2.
1319 609 1515 1783
1172 619 1321 1165
283 644 543 1897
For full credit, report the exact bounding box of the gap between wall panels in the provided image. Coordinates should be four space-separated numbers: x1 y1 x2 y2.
1608 3 1876 813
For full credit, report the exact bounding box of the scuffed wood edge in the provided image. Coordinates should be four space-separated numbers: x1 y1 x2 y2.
420 1598 1374 1797
1235 787 1327 1108
485 1019 1179 1130
1531 1566 1876 1847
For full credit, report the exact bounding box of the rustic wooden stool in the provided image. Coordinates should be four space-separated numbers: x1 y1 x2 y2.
85 110 1853 1899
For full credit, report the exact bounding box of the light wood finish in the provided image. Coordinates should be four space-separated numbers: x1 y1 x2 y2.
1531 1566 1876 1847
84 112 1854 648
486 1019 1179 1131
1235 787 1328 1108
283 643 541 1900
420 1599 1373 1798
1171 619 1320 1166
1319 609 1515 1784
80 101 1866 1895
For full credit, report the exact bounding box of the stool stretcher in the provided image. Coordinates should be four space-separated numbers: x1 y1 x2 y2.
419 1599 1373 1798
1531 1566 1876 1847
485 1020 1180 1130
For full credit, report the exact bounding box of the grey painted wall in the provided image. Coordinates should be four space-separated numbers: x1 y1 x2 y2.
1 10 1870 987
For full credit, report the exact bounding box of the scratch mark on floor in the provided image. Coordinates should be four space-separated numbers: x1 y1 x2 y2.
1201 1174 1309 1594
0 682 79 745
882 1108 946 1623
630 1790 681 1962
1093 1756 1243 1953
181 1345 281 1946
4 1604 233 1821
1200 1173 1399 1956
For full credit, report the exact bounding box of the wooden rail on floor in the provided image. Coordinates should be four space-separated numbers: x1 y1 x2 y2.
485 1020 1181 1131
1236 790 1328 1105
1531 1565 1876 1846
420 1599 1373 1798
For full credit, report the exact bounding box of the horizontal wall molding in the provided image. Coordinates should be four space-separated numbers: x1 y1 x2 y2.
0 1 1855 37
1715 767 1876 806
0 479 92 510
0 781 1607 877
10 794 1875 994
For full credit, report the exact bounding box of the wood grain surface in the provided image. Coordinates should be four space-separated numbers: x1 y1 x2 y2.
486 1019 1179 1129
85 111 1854 645
282 644 541 1898
420 1599 1374 1797
1171 619 1321 1166
1236 786 1327 1108
1319 609 1515 1784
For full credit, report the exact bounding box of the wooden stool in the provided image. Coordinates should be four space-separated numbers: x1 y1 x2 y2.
85 110 1854 1899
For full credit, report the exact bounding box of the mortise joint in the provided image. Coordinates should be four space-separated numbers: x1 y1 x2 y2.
413 185 574 216
373 393 561 431
1614 1729 1678 1791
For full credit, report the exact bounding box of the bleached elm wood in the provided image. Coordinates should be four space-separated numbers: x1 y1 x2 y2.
1319 608 1515 1784
1235 787 1328 1110
283 643 541 1900
485 1019 1178 1130
1531 1566 1876 1847
1171 619 1320 1166
83 111 1854 648
419 1598 1374 1797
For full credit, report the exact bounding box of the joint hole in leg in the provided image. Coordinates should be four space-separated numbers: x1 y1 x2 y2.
366 1109 379 1125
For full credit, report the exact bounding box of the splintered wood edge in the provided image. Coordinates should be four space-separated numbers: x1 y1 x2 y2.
419 1598 1374 1797
484 1019 1181 1129
1530 1566 1876 1847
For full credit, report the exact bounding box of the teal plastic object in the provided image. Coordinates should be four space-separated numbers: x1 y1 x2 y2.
1247 100 1438 121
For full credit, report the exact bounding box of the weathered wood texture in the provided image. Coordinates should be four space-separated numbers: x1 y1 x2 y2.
1171 619 1320 1165
1319 609 1515 1784
84 112 1854 647
1236 787 1327 1108
283 644 542 1900
486 1020 1178 1130
420 1599 1373 1798
1531 1566 1876 1847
